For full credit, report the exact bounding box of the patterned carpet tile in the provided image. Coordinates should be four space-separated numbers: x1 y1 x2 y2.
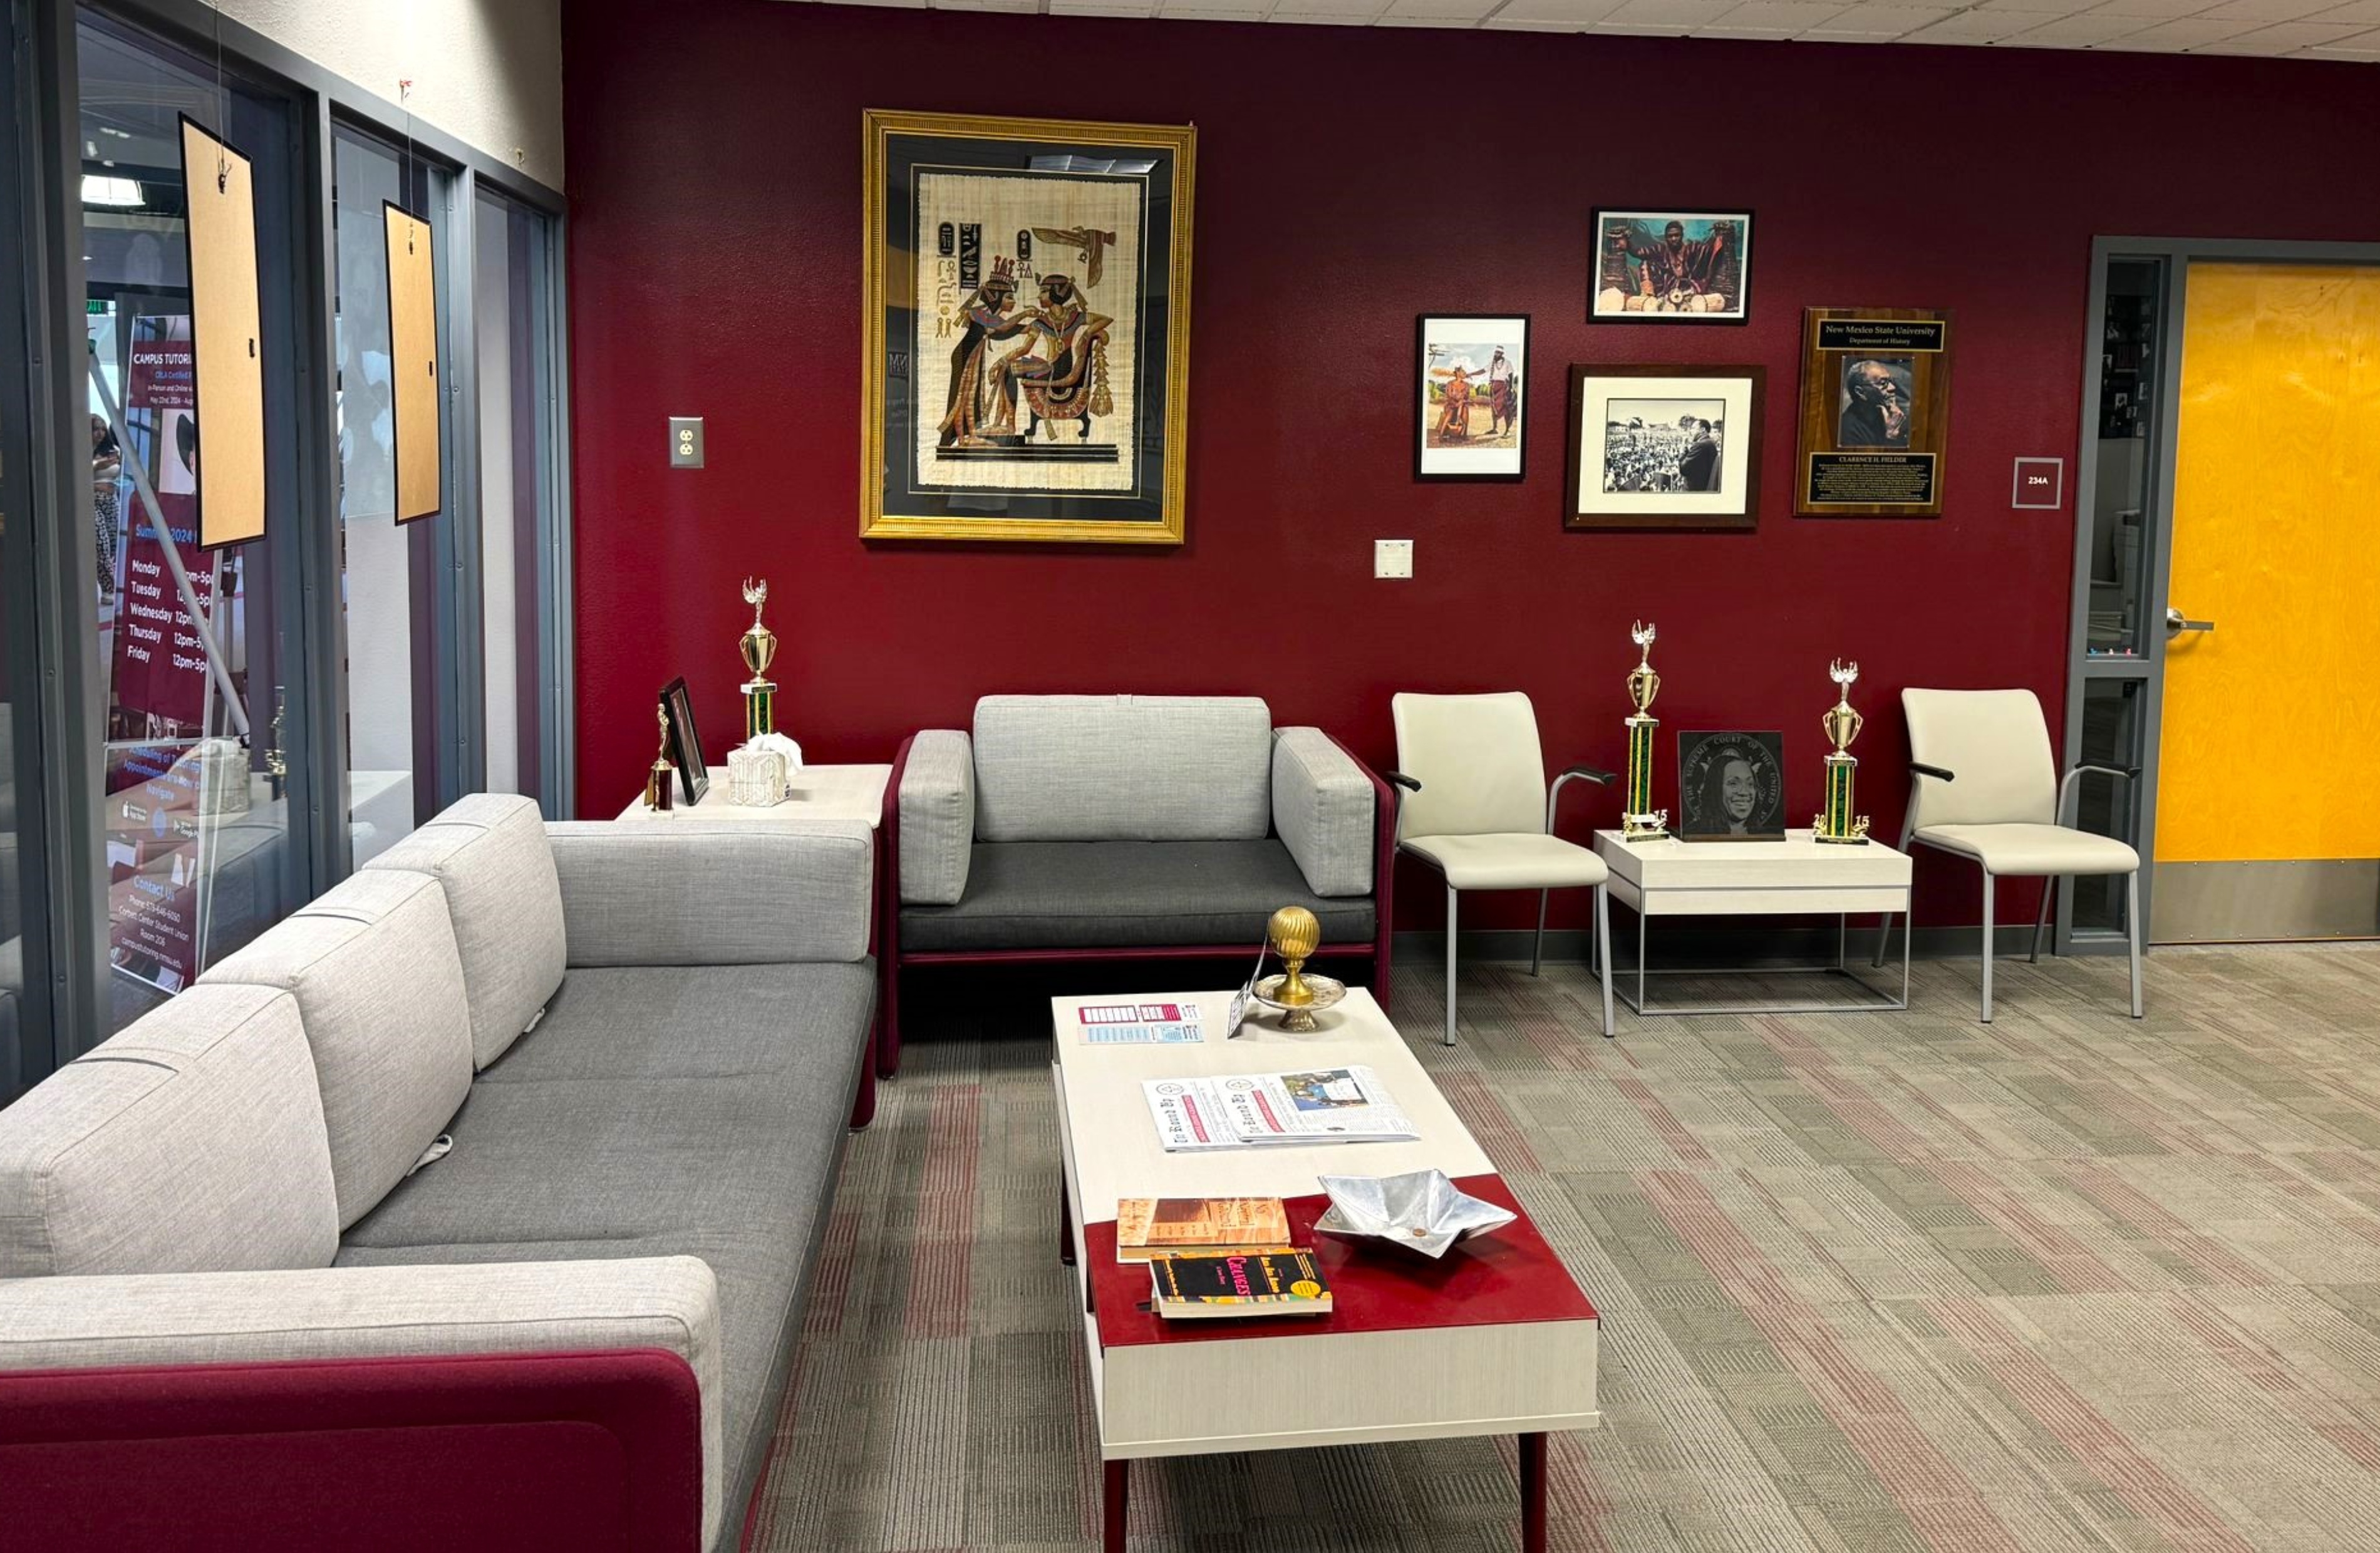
753 946 2380 1550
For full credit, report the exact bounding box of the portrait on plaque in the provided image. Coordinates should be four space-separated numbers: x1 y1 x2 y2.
1675 730 1787 842
1795 307 1953 518
861 110 1195 545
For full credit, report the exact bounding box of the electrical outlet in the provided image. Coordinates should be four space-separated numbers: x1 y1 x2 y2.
1375 539 1414 579
668 416 704 469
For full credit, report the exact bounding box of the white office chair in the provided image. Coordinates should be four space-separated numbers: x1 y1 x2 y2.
1390 692 1616 1045
1871 688 2143 1023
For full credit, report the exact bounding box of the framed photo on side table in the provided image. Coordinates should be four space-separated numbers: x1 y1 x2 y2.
1794 306 1953 517
1415 314 1528 480
1591 210 1752 322
860 110 1196 545
658 677 708 807
1675 731 1787 841
1564 364 1763 531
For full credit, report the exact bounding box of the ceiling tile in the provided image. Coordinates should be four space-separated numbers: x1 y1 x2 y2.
1974 0 2084 13
2304 0 2380 21
2295 23 2380 42
1150 1 1271 14
2003 8 2151 35
2088 0 2219 19
2195 14 2374 37
1602 0 1744 23
2107 11 2261 38
1705 0 1853 28
2196 0 2347 19
1806 4 1950 31
1376 11 1478 19
1385 0 1505 16
1485 0 1625 17
1479 11 1598 20
1048 0 1154 12
1898 8 2043 34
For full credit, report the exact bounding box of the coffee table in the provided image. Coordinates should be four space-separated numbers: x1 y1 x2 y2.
1592 827 1913 1016
1051 988 1599 1552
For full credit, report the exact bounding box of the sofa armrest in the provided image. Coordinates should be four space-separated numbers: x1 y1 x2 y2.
547 820 872 966
1271 728 1377 898
898 730 975 906
0 1255 723 1551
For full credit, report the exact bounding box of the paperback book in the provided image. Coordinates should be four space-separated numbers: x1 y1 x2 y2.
1150 1249 1333 1319
1115 1196 1293 1263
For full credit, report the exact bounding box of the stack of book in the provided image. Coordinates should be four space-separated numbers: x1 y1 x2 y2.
1120 1195 1333 1320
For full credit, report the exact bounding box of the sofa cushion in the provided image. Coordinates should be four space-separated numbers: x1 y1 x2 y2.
202 869 473 1229
0 984 336 1277
1271 727 1376 898
899 839 1376 952
364 793 566 1070
972 694 1273 843
898 730 974 906
547 821 873 967
339 959 872 1549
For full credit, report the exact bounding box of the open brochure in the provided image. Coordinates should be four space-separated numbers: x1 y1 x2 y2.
1142 1066 1417 1152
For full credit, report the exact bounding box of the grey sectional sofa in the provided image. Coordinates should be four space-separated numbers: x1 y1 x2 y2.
0 794 877 1553
881 694 1397 1075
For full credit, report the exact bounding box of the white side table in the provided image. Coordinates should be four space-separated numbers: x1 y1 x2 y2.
1591 828 1912 1016
614 763 891 827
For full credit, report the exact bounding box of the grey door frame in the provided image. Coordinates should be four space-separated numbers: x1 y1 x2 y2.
2062 236 2380 952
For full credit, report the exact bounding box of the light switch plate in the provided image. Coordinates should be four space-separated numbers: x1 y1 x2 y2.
668 416 704 469
1375 539 1414 579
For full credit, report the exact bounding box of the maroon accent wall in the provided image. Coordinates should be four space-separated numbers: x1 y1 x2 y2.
561 0 2380 928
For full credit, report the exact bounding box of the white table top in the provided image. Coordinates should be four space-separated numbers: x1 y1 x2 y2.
614 761 891 828
1051 988 1494 1225
1594 827 1911 889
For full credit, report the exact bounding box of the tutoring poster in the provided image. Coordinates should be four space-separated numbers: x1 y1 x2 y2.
105 741 208 996
109 326 217 728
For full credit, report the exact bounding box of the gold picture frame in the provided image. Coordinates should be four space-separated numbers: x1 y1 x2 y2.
861 109 1195 545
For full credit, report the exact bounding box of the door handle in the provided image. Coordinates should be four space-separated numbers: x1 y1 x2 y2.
2165 606 2215 637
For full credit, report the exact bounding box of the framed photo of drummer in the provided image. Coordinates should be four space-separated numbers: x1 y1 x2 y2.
1415 314 1529 480
1591 209 1754 324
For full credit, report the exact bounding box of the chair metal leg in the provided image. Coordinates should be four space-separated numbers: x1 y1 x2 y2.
2126 871 2145 1019
1532 889 1549 977
1980 872 1996 1024
1444 883 1459 1048
2031 877 2055 964
1875 817 1918 969
1594 883 1615 1038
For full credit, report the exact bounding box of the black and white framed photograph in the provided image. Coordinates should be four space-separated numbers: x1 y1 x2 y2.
1564 364 1764 530
1591 209 1752 323
1416 314 1528 480
659 676 709 806
1675 730 1787 841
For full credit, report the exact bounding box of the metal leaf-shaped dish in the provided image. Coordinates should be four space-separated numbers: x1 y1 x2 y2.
1313 1169 1517 1259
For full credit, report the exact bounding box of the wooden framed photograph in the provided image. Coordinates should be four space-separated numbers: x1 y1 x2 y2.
1415 315 1528 481
658 676 708 806
1675 730 1787 841
1564 364 1764 531
1794 307 1953 517
1591 210 1752 323
861 109 1196 545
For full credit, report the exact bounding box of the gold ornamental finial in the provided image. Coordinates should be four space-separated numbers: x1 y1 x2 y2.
1268 905 1322 1008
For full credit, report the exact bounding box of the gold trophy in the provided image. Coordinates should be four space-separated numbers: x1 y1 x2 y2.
1813 659 1871 844
738 577 778 740
1622 621 1669 840
1251 904 1346 1032
644 704 676 814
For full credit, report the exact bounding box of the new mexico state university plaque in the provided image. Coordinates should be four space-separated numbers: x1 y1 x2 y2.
1795 307 1953 518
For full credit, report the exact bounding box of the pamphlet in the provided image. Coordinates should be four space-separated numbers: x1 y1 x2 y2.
1078 1002 1206 1046
1142 1066 1417 1152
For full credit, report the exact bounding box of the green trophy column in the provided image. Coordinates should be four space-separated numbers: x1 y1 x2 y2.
744 683 775 741
1625 716 1661 838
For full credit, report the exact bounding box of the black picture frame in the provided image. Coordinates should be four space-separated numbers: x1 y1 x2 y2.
1675 730 1787 841
1563 364 1764 532
1415 313 1529 482
1589 209 1754 325
658 677 708 806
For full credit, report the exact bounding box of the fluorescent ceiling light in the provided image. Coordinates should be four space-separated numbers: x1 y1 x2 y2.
82 174 143 207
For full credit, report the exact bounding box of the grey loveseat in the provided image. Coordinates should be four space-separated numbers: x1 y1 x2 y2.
0 794 876 1553
880 694 1396 1075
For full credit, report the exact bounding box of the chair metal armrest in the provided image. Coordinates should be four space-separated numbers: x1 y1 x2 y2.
1547 765 1617 832
1383 770 1423 794
1910 762 1957 783
2057 761 2141 825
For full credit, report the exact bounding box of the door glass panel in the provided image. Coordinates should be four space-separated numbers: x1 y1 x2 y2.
473 190 553 807
2084 258 2163 663
331 129 442 861
80 15 308 1036
2070 679 2143 936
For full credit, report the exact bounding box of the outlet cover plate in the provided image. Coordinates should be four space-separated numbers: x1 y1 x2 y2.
669 416 704 469
1375 539 1414 579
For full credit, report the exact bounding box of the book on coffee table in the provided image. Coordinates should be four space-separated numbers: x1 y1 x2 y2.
1115 1195 1292 1263
1150 1249 1332 1319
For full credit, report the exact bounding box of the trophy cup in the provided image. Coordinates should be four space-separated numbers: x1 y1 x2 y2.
1250 904 1346 1033
644 704 676 815
738 577 778 741
1813 659 1871 844
1622 621 1670 840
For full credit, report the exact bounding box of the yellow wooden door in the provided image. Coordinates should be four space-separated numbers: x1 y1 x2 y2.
2155 262 2380 940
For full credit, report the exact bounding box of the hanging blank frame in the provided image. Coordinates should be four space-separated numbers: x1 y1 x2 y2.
178 116 266 549
384 200 441 523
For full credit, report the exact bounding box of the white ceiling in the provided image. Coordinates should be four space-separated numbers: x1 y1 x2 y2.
789 0 2380 61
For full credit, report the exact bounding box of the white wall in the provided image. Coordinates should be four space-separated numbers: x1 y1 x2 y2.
220 0 564 189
